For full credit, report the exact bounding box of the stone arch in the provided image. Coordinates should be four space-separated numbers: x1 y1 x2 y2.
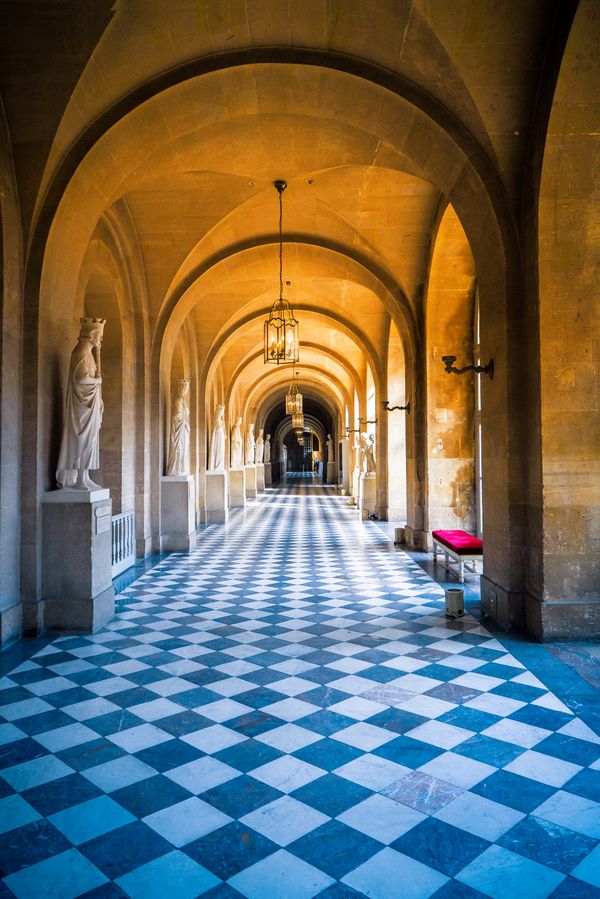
27 53 519 585
425 202 477 535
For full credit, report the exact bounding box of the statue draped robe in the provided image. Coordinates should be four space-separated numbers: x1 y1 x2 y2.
167 394 190 476
56 345 103 487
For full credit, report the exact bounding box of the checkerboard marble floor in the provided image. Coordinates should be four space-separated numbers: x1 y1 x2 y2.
2 477 600 898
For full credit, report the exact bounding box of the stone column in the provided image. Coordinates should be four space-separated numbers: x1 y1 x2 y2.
161 475 196 551
264 462 272 486
245 464 257 499
256 463 265 493
43 489 115 632
205 470 229 523
229 468 246 508
340 438 350 495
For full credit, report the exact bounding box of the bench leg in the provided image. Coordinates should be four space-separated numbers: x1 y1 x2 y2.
433 544 438 562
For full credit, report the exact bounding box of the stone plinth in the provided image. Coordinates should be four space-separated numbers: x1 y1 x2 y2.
43 489 115 633
245 465 257 499
264 462 272 486
244 465 256 499
326 461 337 485
256 463 265 493
361 474 377 518
350 467 360 506
161 475 196 551
206 471 229 524
229 468 246 508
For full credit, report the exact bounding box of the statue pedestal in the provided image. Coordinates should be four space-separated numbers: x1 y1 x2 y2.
43 489 115 633
161 475 196 551
229 468 246 508
326 461 337 485
205 471 229 523
245 465 257 499
361 474 377 518
256 463 265 493
350 467 360 506
264 462 272 486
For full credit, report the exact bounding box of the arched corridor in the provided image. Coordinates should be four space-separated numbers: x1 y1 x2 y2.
0 1 599 893
1 482 600 896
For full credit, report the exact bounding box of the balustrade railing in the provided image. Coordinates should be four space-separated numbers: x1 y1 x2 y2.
111 510 136 577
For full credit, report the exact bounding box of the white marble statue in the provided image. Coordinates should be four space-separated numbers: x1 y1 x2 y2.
56 317 106 490
264 434 271 463
166 379 190 476
358 432 368 474
352 432 361 471
255 428 264 464
366 433 376 474
279 442 288 467
326 433 334 462
209 404 226 471
231 416 243 468
245 424 255 464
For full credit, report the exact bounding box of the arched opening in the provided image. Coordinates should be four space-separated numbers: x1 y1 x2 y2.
386 319 407 521
425 203 477 536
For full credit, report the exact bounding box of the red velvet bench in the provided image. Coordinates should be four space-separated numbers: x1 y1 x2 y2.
432 529 483 583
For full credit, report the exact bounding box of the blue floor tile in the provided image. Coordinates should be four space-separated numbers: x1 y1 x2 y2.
185 820 278 879
472 768 555 813
215 738 283 773
0 818 71 875
134 739 204 772
392 817 490 877
289 819 382 880
79 820 173 879
294 737 362 771
498 816 597 874
22 772 102 816
110 773 192 818
291 773 373 817
374 733 444 768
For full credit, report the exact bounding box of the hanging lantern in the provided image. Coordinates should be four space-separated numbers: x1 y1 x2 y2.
291 410 304 431
264 181 299 365
286 368 303 414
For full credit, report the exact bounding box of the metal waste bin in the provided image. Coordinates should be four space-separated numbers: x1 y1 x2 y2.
445 588 464 618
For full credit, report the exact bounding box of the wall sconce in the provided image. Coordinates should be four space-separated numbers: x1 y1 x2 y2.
345 427 360 436
359 418 377 426
382 400 410 414
442 355 494 380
